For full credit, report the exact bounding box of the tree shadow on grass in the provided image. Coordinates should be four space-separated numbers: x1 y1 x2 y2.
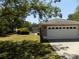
0 33 14 37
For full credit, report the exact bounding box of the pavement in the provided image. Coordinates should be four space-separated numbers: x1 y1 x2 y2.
50 42 79 59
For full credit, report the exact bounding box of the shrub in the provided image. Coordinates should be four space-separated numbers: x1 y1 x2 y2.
16 28 30 35
0 41 60 59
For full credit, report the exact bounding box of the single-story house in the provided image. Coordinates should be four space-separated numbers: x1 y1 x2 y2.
40 19 79 39
31 24 39 33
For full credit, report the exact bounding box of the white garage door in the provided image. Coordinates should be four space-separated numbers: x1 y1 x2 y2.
47 26 78 39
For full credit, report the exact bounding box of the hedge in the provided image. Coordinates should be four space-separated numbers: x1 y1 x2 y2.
0 41 60 59
16 28 30 35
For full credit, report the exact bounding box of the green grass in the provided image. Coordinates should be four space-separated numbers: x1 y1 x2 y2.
0 33 40 42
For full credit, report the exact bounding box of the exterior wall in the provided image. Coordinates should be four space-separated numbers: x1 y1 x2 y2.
78 25 79 35
41 25 47 36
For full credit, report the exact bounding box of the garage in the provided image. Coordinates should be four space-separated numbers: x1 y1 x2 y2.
40 19 79 40
47 26 78 39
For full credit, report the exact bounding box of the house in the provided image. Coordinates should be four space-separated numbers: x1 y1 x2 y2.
40 19 79 40
31 24 39 33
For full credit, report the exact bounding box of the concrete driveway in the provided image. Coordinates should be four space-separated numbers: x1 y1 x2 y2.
50 42 79 59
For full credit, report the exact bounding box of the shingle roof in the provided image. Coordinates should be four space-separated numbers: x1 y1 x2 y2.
41 19 79 25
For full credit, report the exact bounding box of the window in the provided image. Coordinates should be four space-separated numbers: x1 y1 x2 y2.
73 27 76 29
56 27 58 29
52 27 54 29
63 27 65 29
48 26 77 29
67 27 69 29
59 27 62 29
70 27 72 29
48 27 51 29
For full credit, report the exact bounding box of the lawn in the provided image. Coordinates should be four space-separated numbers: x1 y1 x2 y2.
0 33 40 42
0 33 60 59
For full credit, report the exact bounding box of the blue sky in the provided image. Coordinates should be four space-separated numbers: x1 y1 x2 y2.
26 0 79 23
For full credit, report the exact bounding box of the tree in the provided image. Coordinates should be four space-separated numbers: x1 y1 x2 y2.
21 21 32 28
0 0 61 34
68 6 79 21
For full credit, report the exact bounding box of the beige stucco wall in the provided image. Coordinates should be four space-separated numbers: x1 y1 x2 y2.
78 25 79 35
41 25 47 36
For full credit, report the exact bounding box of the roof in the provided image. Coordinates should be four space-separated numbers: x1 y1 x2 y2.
41 18 79 25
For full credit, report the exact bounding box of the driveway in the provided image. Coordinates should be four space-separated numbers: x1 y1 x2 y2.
50 42 79 59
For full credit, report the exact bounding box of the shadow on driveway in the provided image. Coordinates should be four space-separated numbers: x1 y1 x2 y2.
41 38 79 43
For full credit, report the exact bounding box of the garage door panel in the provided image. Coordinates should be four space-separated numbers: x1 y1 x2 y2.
47 26 78 39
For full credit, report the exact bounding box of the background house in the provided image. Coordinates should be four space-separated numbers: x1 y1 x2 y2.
31 24 39 33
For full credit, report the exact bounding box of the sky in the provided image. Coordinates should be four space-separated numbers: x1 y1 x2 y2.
26 0 79 23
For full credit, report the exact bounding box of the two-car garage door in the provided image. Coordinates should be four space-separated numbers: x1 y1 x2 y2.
47 26 78 39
